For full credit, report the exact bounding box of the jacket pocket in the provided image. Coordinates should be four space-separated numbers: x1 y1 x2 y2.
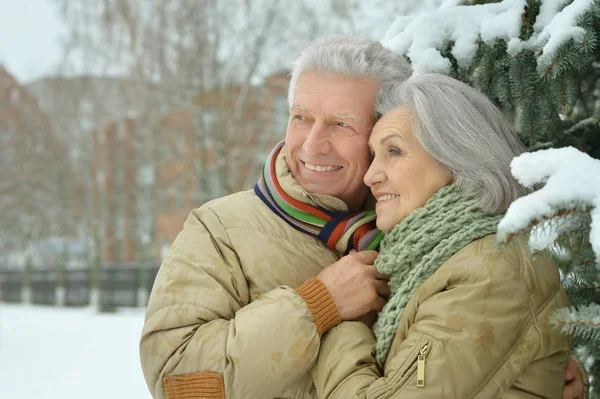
386 337 434 390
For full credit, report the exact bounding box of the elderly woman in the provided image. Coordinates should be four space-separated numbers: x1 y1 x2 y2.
310 73 573 398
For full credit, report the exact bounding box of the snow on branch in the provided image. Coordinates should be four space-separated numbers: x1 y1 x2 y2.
551 303 600 342
382 0 596 74
508 0 596 74
497 147 600 261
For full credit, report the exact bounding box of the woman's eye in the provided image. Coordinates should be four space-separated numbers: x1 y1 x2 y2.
388 147 402 156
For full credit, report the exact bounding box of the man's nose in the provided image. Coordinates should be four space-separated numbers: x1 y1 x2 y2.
302 122 331 155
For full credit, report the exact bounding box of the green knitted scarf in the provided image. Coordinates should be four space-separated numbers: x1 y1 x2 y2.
372 185 503 366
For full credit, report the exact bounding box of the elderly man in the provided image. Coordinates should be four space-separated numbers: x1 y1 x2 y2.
140 36 585 399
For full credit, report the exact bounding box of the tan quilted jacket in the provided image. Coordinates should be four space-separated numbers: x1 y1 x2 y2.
310 235 573 398
140 152 345 399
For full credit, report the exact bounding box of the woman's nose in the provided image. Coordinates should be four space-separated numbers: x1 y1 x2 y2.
364 157 385 187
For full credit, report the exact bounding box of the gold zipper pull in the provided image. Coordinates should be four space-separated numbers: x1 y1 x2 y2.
417 344 428 388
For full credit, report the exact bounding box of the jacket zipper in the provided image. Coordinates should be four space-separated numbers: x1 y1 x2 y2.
416 343 429 388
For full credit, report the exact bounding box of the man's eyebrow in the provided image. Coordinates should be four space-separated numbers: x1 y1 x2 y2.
291 104 311 113
332 112 360 122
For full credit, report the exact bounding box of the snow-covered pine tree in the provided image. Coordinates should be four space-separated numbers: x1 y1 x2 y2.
497 146 600 395
382 0 599 394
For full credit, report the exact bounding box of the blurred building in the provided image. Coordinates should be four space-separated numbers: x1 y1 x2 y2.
154 71 290 260
0 65 85 265
85 71 290 262
28 75 185 265
91 118 148 264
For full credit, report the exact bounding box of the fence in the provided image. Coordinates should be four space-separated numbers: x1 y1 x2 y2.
0 263 160 308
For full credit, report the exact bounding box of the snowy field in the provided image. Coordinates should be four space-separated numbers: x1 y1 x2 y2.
0 304 151 399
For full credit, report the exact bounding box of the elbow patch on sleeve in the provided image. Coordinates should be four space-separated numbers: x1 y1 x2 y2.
164 371 225 399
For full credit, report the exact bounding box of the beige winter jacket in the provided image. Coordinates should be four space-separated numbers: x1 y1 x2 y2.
140 152 345 399
310 234 573 398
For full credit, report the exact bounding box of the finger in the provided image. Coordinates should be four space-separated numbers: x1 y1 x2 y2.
572 381 582 399
374 280 391 298
367 265 390 280
373 295 386 312
354 250 379 263
564 369 574 381
564 355 578 381
375 271 391 281
562 384 574 399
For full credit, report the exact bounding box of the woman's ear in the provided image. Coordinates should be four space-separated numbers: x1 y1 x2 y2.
442 164 454 185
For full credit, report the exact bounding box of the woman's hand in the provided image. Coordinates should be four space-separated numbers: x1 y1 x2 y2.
562 354 585 399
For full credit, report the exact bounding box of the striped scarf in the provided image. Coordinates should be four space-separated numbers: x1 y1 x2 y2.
254 142 383 255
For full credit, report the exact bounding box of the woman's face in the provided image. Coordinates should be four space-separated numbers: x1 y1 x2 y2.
364 107 451 232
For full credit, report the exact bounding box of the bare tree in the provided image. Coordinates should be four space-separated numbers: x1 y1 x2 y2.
46 0 367 267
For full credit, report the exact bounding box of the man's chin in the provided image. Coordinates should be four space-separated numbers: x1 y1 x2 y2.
299 181 338 197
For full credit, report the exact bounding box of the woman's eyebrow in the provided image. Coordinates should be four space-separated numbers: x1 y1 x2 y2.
380 133 404 145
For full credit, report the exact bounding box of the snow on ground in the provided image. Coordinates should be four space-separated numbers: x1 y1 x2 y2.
0 304 150 399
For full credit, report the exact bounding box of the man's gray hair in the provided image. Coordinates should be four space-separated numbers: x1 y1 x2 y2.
288 35 411 119
376 73 527 214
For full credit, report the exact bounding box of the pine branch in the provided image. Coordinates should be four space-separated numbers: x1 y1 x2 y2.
504 207 592 245
552 304 600 344
562 274 600 306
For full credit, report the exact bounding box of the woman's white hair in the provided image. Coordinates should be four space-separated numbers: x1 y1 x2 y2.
376 73 527 214
288 35 411 119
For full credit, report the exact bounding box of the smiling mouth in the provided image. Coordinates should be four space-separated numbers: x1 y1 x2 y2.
376 194 399 202
303 162 342 172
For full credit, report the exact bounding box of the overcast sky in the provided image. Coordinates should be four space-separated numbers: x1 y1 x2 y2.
0 0 66 83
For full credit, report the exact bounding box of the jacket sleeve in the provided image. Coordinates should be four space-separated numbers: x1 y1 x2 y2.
140 207 339 399
310 252 568 398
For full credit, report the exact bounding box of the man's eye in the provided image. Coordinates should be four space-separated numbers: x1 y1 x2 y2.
336 121 349 127
294 115 306 121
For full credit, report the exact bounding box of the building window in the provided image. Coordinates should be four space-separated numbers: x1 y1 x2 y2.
175 133 185 157
272 95 289 136
96 171 105 186
160 140 171 162
137 164 154 186
160 190 169 212
175 180 184 209
194 109 219 148
204 110 220 136
161 237 170 260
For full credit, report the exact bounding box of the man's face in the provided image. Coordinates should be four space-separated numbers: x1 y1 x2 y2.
285 70 377 211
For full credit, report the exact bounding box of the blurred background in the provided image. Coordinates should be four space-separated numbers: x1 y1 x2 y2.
0 1 449 398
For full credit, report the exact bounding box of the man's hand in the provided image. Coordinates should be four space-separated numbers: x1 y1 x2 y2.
356 311 378 328
317 250 390 321
562 354 585 399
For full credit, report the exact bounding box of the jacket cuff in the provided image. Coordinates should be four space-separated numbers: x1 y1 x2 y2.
296 277 341 336
163 371 224 399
